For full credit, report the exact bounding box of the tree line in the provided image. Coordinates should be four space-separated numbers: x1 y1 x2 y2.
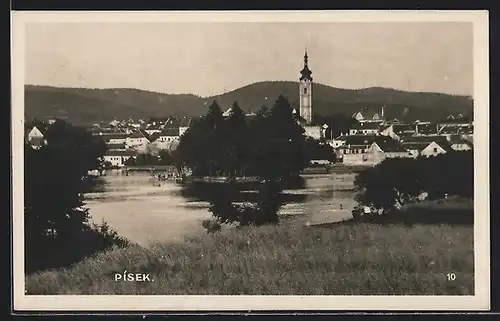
175 95 333 180
175 95 334 229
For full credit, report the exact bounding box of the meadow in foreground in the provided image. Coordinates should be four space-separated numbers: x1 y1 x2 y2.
26 221 473 295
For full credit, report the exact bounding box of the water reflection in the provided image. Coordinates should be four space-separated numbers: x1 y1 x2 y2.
84 171 357 245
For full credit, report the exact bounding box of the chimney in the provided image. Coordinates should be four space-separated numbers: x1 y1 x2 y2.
381 105 385 118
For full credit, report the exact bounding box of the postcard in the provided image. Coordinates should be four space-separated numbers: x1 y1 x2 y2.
12 10 490 311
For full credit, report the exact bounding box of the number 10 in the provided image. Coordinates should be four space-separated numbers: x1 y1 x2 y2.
447 273 456 281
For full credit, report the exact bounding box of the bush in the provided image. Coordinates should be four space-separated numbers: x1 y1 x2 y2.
201 219 222 233
206 180 283 229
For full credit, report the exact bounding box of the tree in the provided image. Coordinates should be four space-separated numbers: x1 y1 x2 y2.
353 151 473 216
205 100 224 130
247 95 309 180
256 104 270 118
158 149 173 165
317 114 359 139
24 119 127 273
223 101 248 177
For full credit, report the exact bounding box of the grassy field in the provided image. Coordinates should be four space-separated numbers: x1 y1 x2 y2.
26 221 473 295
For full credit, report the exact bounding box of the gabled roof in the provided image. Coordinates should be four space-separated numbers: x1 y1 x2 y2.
27 126 45 138
352 109 382 121
430 140 455 153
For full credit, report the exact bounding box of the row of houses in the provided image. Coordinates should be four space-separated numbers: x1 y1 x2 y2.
98 111 259 167
326 119 473 166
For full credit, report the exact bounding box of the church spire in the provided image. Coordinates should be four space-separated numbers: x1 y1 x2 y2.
300 47 313 81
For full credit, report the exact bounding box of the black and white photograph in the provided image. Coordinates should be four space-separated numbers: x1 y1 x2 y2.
12 10 490 311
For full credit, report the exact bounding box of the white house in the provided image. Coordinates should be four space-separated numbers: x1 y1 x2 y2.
400 136 454 158
26 126 47 149
28 126 44 141
157 128 179 143
103 150 136 167
126 130 150 149
178 117 193 136
303 125 323 140
420 141 454 157
348 122 381 136
335 135 379 166
351 106 386 123
327 138 346 149
366 139 412 165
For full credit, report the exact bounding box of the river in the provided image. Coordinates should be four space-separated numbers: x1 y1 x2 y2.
84 171 357 245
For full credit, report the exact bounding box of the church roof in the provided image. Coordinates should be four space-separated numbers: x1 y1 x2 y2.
299 49 313 81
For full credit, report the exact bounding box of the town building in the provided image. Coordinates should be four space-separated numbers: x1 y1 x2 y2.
399 136 455 158
299 49 313 125
103 150 136 168
352 105 386 123
25 125 47 149
293 49 324 140
348 122 381 136
101 133 129 145
336 135 411 166
126 130 150 149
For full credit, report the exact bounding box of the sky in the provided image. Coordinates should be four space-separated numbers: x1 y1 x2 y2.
25 21 473 97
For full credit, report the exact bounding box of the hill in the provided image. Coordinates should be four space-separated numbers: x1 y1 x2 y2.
24 82 473 125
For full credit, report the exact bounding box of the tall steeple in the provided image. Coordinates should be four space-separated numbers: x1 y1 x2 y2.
299 48 313 124
300 48 313 82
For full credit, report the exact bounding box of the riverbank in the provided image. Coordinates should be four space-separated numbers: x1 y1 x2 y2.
26 219 473 295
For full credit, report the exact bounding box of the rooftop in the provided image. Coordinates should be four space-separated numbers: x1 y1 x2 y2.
100 133 129 140
158 128 179 137
372 137 408 153
104 150 136 157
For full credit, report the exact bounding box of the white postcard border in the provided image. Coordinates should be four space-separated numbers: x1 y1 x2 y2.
11 10 490 311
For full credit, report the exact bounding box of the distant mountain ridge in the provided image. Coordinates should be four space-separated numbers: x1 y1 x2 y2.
24 81 473 125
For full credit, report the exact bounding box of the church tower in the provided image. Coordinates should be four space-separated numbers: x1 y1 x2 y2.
299 48 313 125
